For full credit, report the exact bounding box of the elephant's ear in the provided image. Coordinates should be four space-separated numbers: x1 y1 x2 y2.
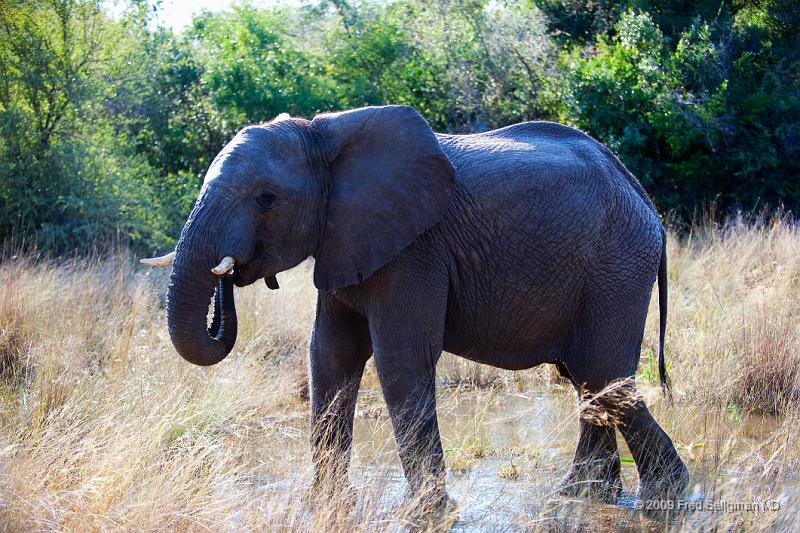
311 105 455 291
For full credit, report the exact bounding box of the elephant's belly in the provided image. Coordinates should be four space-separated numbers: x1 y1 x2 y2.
442 297 575 371
442 341 560 370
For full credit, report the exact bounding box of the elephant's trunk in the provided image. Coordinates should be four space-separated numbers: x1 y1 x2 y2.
167 253 237 366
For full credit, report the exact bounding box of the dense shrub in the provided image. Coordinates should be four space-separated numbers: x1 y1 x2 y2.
558 4 800 215
0 0 183 252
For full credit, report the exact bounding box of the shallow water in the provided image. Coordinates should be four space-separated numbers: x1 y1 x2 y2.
347 386 797 531
255 384 797 530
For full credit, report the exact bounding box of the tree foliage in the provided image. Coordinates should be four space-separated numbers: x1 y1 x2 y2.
558 2 800 214
1 0 798 253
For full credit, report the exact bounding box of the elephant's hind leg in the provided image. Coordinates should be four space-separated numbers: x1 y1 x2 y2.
557 361 623 502
563 279 689 503
617 397 690 501
559 417 622 501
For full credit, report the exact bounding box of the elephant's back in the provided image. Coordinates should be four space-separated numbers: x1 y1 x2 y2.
436 122 659 232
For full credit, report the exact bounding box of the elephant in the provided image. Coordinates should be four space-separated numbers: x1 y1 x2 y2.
142 105 689 511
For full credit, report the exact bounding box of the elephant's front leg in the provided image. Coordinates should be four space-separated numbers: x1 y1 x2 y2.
373 339 450 508
309 294 372 493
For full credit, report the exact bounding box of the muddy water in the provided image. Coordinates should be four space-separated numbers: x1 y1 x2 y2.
343 385 797 531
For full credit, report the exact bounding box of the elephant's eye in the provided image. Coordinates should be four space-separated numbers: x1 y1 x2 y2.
256 191 277 210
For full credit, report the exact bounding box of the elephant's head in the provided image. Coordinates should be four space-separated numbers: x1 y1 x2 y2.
142 106 455 366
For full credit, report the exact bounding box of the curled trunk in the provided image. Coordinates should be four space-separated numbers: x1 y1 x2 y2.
167 260 237 366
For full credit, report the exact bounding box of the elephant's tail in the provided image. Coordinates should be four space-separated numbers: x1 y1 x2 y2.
658 228 672 398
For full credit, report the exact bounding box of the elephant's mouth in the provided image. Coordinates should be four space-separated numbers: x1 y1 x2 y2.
231 261 259 286
232 262 280 290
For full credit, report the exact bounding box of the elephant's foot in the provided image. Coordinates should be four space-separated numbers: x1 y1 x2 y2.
304 479 357 512
557 461 623 503
637 457 690 503
403 485 459 530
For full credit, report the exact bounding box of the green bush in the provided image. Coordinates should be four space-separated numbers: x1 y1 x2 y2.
0 0 186 253
558 6 800 215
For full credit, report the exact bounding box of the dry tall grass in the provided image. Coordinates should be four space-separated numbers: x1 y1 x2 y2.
0 218 798 531
654 216 800 413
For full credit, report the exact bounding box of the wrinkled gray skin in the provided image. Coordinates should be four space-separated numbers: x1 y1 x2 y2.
166 105 689 509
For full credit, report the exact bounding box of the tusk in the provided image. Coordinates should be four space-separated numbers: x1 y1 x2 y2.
140 251 175 267
211 256 235 276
